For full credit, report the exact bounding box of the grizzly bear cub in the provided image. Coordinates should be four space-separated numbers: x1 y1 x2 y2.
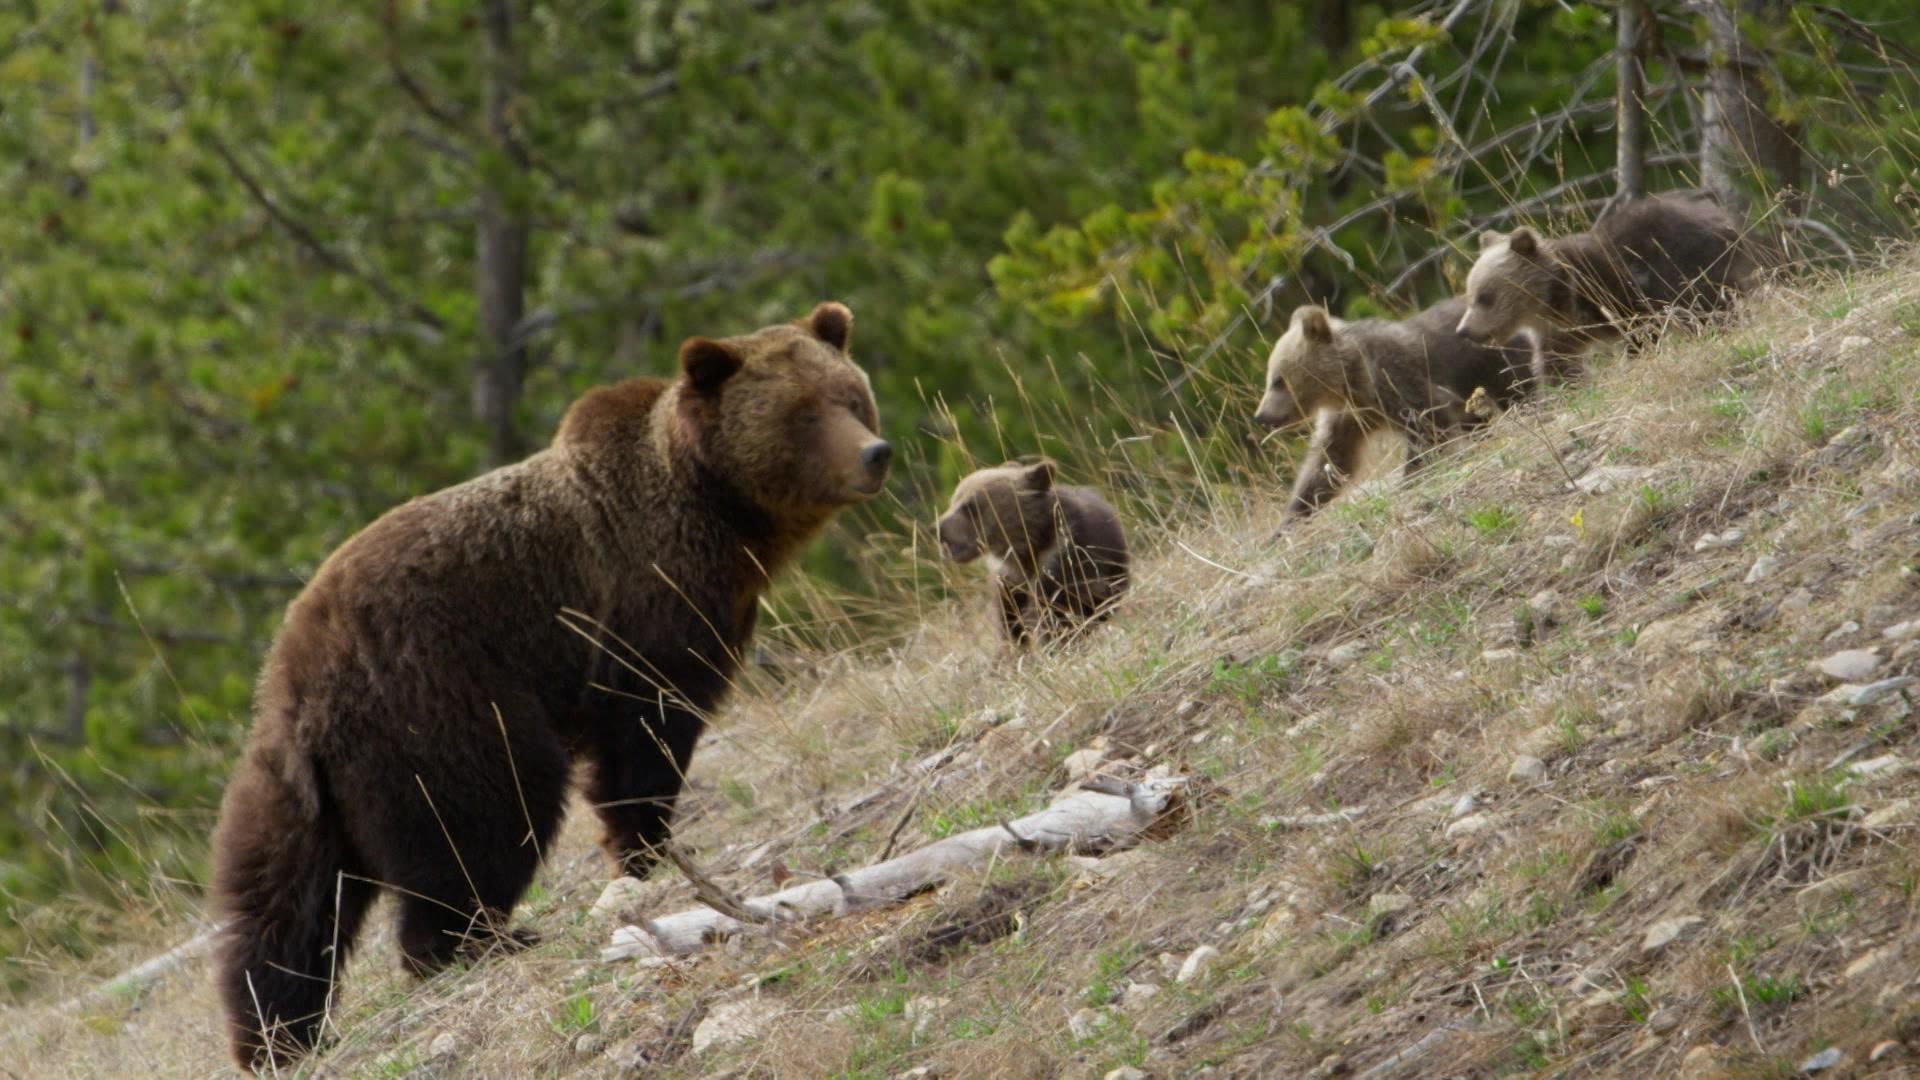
210 303 888 1072
1254 298 1536 518
937 461 1129 646
1455 189 1754 381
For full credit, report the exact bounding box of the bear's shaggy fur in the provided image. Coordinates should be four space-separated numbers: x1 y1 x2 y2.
1455 190 1754 380
210 303 889 1072
1255 298 1536 517
936 461 1129 646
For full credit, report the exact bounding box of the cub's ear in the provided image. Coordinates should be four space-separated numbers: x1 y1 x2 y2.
1477 229 1509 252
806 301 853 352
1021 460 1057 492
1507 227 1540 258
678 337 743 394
1294 305 1334 344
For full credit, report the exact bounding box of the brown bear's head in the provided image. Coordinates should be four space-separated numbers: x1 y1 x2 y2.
936 461 1059 568
671 302 891 516
1456 227 1559 344
1255 305 1362 429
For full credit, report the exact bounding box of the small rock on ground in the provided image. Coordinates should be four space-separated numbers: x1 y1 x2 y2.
692 999 784 1055
1446 812 1493 840
1798 1046 1845 1073
1641 915 1704 953
1368 892 1413 917
1068 1007 1106 1040
590 876 657 921
904 995 948 1037
1814 648 1881 681
1063 747 1107 782
1326 641 1368 668
574 1034 607 1057
1745 554 1781 583
1105 1069 1149 1080
427 1032 463 1060
1120 981 1161 1014
1507 754 1547 784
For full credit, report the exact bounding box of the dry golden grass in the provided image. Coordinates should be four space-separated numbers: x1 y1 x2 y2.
7 254 1920 1078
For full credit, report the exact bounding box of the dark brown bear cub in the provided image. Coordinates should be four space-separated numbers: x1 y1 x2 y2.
937 461 1129 646
210 303 888 1072
1455 189 1754 376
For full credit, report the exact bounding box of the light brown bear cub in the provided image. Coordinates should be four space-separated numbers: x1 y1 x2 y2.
210 303 887 1073
1455 189 1754 381
937 461 1129 647
1255 298 1534 518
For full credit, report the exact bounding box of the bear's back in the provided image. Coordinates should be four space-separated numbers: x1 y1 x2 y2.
1596 192 1750 311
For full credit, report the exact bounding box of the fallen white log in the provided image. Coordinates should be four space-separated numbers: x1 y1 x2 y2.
604 776 1191 961
52 921 223 1014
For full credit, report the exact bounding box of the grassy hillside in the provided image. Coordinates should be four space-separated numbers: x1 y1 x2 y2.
8 257 1920 1078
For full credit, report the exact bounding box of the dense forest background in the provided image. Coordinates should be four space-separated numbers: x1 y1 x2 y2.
2 0 1915 988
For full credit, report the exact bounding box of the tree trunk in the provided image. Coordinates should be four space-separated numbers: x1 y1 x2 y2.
1691 0 1803 214
474 0 531 468
1615 0 1647 200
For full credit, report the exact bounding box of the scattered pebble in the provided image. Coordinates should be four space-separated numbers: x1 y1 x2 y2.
427 1032 463 1060
1694 528 1745 552
574 1034 607 1057
1814 648 1882 682
1445 812 1493 840
591 877 656 921
1176 945 1221 985
1572 465 1647 494
1884 618 1920 642
1528 590 1561 625
1845 944 1898 981
1798 1046 1845 1073
1368 892 1413 917
692 999 784 1055
1507 755 1547 784
1068 1007 1106 1040
1481 647 1521 662
1449 793 1478 819
1104 1068 1149 1080
1746 554 1781 583
1781 588 1815 614
1326 641 1368 669
1063 747 1107 782
607 1040 652 1073
1120 981 1161 1014
1641 915 1704 953
904 995 947 1037
1825 620 1862 643
1865 798 1915 828
1838 335 1873 353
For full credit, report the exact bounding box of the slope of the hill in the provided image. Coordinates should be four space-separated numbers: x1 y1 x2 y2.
9 260 1920 1079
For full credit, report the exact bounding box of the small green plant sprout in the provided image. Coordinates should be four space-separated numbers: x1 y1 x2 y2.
1466 504 1519 540
550 991 596 1036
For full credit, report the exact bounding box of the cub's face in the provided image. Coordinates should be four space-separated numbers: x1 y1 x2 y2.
677 302 891 513
937 462 1056 564
1255 306 1349 429
1457 228 1555 343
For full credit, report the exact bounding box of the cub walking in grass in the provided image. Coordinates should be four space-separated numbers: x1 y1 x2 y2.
1255 298 1537 519
937 460 1129 647
1454 189 1755 383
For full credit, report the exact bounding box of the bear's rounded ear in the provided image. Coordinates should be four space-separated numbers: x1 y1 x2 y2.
1507 228 1540 258
1295 306 1334 344
678 337 743 394
806 302 853 352
1477 229 1509 252
1022 460 1057 492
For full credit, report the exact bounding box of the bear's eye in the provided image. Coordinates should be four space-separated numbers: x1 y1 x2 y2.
1473 292 1493 309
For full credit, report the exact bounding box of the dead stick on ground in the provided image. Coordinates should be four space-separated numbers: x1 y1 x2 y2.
605 776 1193 961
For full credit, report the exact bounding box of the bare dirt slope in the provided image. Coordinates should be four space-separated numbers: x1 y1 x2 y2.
8 260 1920 1079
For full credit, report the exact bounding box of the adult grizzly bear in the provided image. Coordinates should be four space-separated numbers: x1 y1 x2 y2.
1454 190 1754 380
1254 298 1536 518
210 303 889 1071
936 460 1129 647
